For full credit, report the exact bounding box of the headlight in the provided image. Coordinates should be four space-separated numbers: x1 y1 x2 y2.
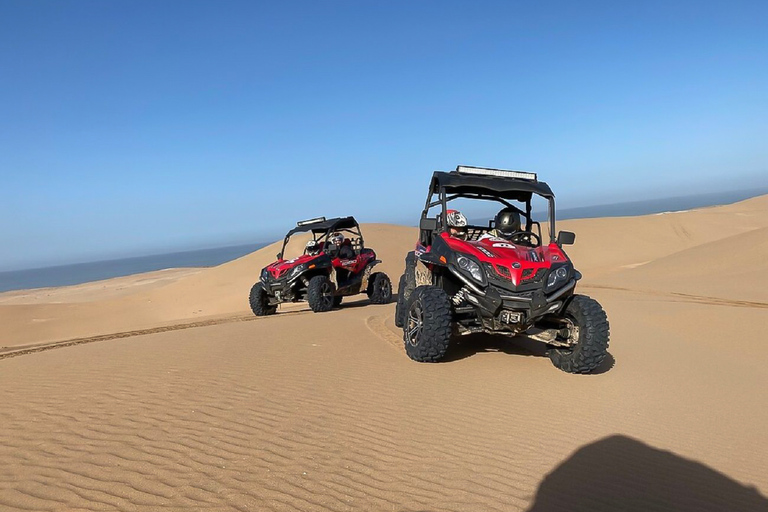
546 266 569 291
457 255 484 283
260 269 270 281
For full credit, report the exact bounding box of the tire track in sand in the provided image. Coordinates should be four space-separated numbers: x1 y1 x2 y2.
0 308 314 361
582 284 768 309
364 312 404 353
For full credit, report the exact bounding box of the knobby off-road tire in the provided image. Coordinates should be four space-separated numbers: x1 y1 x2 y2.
249 283 277 316
307 275 335 313
403 286 452 362
367 272 392 304
394 253 417 328
548 294 610 374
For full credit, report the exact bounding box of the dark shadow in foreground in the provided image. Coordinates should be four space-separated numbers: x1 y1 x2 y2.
526 435 768 512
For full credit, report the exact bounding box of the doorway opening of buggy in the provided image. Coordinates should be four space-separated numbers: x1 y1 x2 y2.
278 217 364 259
421 168 557 245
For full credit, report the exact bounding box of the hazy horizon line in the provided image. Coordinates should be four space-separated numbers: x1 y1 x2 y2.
3 186 766 274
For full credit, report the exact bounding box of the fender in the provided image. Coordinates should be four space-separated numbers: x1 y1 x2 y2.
359 259 382 291
414 259 433 286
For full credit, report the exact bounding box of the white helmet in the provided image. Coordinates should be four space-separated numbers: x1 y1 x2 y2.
306 240 320 255
330 232 344 245
446 209 468 227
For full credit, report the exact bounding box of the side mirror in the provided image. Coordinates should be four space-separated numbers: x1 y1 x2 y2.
557 231 576 245
420 217 438 231
277 252 283 260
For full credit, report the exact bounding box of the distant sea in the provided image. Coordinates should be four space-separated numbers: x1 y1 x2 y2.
1 188 766 294
0 243 268 294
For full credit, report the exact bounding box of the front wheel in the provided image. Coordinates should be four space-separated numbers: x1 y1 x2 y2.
367 272 392 304
548 294 610 374
249 283 277 316
307 275 335 313
403 286 452 362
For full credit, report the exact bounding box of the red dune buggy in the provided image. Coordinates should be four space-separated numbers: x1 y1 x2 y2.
395 166 609 373
250 216 392 315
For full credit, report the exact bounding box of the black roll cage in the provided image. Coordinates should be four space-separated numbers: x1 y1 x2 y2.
421 177 558 244
279 217 364 259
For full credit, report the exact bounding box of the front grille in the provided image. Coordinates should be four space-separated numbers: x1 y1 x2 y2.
522 267 547 284
271 268 289 279
484 262 513 283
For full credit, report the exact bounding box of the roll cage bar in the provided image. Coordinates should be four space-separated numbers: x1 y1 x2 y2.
279 216 364 259
421 171 558 244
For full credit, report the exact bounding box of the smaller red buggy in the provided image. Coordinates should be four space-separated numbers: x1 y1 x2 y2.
250 216 392 315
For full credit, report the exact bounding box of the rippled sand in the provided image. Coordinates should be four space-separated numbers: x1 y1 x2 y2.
1 197 767 511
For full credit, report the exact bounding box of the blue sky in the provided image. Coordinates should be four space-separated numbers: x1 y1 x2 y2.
1 0 766 270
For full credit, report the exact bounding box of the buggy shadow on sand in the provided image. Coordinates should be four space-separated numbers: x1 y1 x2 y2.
395 166 610 373
250 216 392 315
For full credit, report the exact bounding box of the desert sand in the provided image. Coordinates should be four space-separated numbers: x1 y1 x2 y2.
1 197 767 511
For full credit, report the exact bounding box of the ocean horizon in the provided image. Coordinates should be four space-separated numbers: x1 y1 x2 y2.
2 187 765 294
0 242 269 294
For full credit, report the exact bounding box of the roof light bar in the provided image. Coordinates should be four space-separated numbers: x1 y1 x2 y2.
456 165 537 181
297 216 326 226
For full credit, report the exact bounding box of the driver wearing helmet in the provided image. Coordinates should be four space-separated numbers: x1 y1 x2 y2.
305 239 321 256
481 208 522 241
330 232 356 259
446 209 468 240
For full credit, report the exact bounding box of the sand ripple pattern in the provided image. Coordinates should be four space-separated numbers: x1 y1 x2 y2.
2 303 767 511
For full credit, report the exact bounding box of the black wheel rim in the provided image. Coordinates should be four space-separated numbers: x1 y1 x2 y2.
320 282 333 308
380 279 391 297
406 300 423 346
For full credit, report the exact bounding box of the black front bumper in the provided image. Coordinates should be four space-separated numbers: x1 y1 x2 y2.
459 278 577 327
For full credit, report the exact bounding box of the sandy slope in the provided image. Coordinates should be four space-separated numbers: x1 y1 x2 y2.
558 194 768 278
0 224 417 348
1 291 766 511
591 226 768 302
0 196 767 511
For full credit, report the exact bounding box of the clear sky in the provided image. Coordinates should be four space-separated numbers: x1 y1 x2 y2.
1 0 766 270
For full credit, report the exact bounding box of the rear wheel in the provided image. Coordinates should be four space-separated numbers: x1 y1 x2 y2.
403 286 452 362
249 283 277 316
307 275 335 313
367 272 392 304
548 294 610 374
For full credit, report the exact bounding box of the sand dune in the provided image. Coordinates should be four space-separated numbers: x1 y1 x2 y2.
0 195 767 511
559 194 768 278
0 224 417 348
593 226 768 302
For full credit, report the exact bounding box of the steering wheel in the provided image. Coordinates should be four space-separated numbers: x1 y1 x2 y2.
509 231 541 246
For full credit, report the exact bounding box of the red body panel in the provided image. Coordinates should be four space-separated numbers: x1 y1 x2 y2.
332 249 375 275
266 253 318 279
266 248 376 279
437 232 568 287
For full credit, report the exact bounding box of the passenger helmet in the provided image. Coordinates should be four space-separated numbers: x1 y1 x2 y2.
446 209 468 228
305 240 320 255
330 232 344 246
495 208 521 237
